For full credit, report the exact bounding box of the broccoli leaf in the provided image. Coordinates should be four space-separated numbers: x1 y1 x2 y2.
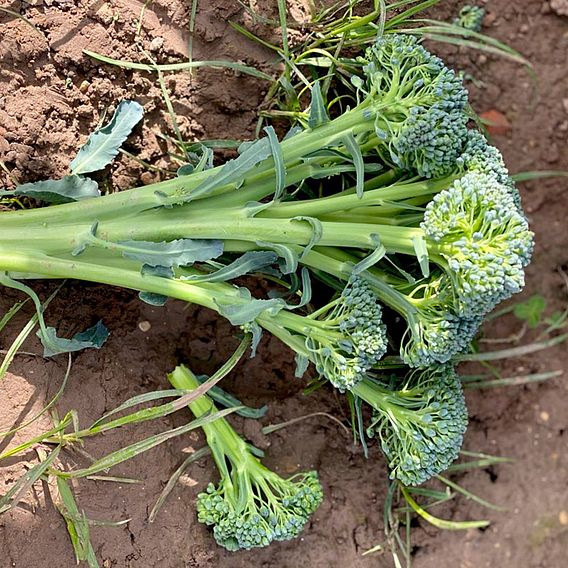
70 100 144 175
40 320 109 358
180 251 277 283
308 82 329 129
14 176 100 204
118 238 223 267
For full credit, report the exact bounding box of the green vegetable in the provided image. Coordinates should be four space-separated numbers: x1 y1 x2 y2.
454 5 485 32
356 365 468 486
168 365 323 550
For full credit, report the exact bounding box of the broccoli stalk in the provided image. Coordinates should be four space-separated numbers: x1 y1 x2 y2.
168 365 323 550
352 365 468 486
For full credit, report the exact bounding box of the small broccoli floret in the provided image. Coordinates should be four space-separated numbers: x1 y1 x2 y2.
360 34 469 178
169 365 323 551
454 5 485 32
401 294 483 368
353 365 468 486
197 470 323 551
422 172 534 317
300 277 388 391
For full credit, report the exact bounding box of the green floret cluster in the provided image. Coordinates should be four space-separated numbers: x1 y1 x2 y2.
355 366 468 486
169 366 323 551
360 34 469 178
304 277 388 391
454 5 485 32
197 471 322 550
422 172 533 317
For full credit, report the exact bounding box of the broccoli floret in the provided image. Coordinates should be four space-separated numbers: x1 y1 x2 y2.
458 129 523 209
454 5 485 32
422 171 534 317
283 277 388 391
168 365 323 551
360 34 470 178
353 365 467 486
400 286 483 367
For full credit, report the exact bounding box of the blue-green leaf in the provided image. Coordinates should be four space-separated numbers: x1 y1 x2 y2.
264 126 286 200
117 239 223 267
292 216 323 259
186 138 272 202
139 292 168 306
215 288 286 325
342 131 365 199
295 353 309 378
40 321 109 358
195 374 267 418
352 234 386 275
256 242 298 274
412 235 430 278
308 82 329 129
180 251 277 283
70 100 144 174
14 175 100 204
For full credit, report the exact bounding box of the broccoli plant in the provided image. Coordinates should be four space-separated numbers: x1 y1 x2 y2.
168 365 323 550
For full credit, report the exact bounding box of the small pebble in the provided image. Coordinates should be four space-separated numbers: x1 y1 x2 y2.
138 320 151 332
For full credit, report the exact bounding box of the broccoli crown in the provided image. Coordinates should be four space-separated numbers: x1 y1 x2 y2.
422 172 534 317
361 34 469 178
402 300 482 368
458 129 522 209
197 470 323 551
306 277 388 391
363 365 468 486
454 5 485 32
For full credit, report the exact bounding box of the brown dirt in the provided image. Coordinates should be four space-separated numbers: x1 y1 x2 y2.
1 1 567 567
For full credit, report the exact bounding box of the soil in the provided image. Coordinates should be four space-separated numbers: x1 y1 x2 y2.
1 1 567 567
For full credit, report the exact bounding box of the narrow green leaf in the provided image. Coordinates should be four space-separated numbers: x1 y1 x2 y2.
195 374 268 419
264 126 286 200
0 447 61 513
84 50 273 81
352 234 386 275
342 132 365 199
180 251 278 283
14 175 100 204
55 477 100 567
70 100 144 175
412 234 430 278
308 82 329 129
60 408 240 479
511 170 568 182
400 485 489 530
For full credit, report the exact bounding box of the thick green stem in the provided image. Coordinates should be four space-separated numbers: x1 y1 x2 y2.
168 365 248 467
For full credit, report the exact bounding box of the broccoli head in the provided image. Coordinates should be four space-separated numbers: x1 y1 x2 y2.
168 365 323 551
422 171 534 317
360 34 470 178
353 365 467 486
300 276 388 391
